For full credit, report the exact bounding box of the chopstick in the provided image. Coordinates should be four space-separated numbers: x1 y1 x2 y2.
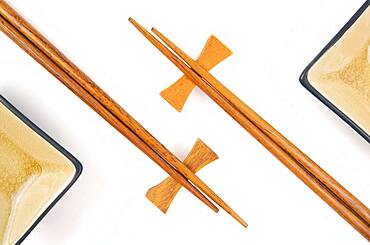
128 19 370 239
151 27 370 226
0 1 249 227
0 13 218 214
150 27 370 224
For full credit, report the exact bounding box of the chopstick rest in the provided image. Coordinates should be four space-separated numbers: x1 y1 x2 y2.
129 18 370 240
0 1 248 228
161 35 232 112
147 139 218 213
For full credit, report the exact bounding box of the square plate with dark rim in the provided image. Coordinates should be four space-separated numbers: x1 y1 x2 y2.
0 95 83 244
300 0 370 143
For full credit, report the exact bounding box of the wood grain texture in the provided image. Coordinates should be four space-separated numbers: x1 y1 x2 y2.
152 27 370 240
0 0 231 217
153 28 370 226
129 20 370 240
161 35 232 112
0 13 221 216
0 3 248 228
0 0 249 228
147 139 218 213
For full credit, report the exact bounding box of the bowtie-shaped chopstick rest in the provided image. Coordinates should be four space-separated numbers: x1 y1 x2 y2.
146 139 218 213
161 35 232 112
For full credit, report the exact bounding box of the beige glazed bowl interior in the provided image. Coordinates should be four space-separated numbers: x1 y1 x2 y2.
307 6 370 135
0 102 76 245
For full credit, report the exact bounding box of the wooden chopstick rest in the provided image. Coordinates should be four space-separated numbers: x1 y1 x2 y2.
147 139 218 213
0 2 248 228
129 19 370 239
161 35 232 112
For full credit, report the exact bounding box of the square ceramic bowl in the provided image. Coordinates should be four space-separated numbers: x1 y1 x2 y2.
0 95 82 244
300 1 370 143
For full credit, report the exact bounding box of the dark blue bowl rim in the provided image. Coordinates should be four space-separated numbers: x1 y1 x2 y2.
0 95 83 244
299 0 370 144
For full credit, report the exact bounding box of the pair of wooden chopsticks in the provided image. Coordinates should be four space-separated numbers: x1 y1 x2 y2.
0 1 247 227
128 19 370 239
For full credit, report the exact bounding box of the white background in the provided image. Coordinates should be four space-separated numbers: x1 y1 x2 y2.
0 0 369 244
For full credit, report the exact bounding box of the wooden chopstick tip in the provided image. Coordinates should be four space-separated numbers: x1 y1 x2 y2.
241 219 248 228
128 17 142 29
128 17 151 37
128 17 143 29
230 212 248 228
151 27 159 35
